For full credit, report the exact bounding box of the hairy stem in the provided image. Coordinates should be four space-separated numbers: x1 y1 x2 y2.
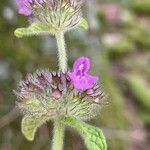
55 32 67 72
52 119 65 150
53 32 67 150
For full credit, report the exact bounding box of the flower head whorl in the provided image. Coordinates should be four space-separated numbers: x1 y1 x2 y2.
16 0 83 32
15 69 106 120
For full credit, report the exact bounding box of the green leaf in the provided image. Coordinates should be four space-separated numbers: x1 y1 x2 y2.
14 22 57 38
21 114 49 141
79 18 89 30
63 117 107 150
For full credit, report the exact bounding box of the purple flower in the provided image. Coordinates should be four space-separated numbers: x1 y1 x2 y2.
69 57 98 90
16 0 46 16
16 0 33 16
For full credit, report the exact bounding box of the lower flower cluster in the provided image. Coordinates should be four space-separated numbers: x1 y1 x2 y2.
15 69 106 120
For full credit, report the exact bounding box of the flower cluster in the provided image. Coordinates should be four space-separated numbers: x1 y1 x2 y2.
15 57 105 120
16 0 83 31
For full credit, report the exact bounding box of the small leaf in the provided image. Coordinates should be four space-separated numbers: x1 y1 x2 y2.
63 117 107 150
82 125 107 150
21 114 49 141
14 22 57 38
79 18 89 30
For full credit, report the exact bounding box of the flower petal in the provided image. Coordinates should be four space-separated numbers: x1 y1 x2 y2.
69 72 98 90
17 0 33 16
18 7 32 16
73 57 90 74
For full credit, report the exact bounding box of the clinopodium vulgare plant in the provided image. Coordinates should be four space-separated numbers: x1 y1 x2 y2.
14 0 107 150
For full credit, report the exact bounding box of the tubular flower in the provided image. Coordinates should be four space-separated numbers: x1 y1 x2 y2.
69 57 98 90
17 0 33 16
16 0 83 31
15 69 105 120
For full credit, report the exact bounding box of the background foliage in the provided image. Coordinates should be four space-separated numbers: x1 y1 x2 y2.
0 0 150 149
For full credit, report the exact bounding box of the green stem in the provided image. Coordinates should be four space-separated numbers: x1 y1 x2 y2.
53 32 67 150
55 32 67 72
52 119 65 150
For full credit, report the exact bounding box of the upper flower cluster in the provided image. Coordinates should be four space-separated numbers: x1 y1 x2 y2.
16 0 83 31
17 0 82 16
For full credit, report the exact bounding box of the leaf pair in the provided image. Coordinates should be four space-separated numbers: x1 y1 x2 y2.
22 115 107 150
14 18 88 38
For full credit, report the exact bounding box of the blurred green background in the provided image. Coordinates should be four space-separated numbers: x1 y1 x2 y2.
0 0 150 149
